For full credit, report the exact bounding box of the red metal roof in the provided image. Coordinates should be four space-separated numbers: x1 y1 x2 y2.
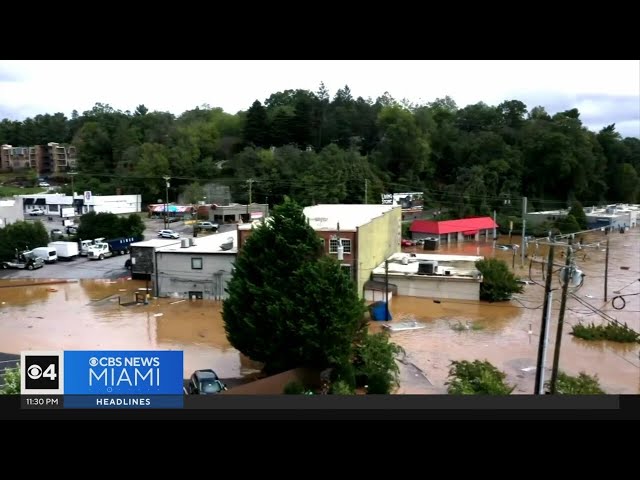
410 217 498 235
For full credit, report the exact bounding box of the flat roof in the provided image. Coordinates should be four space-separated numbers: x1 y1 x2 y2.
131 238 183 248
372 252 482 279
156 230 238 254
303 204 398 231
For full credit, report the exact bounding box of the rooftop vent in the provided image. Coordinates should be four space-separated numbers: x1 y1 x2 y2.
181 238 189 248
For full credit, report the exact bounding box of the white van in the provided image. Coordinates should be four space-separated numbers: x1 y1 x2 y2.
31 247 58 263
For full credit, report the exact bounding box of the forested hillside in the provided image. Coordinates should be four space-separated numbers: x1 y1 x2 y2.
1 83 638 215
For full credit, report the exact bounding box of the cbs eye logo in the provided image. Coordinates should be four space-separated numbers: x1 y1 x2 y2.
24 355 59 390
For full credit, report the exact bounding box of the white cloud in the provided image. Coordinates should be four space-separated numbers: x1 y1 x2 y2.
0 60 638 136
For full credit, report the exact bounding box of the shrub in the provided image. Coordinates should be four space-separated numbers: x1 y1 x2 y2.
330 380 355 395
549 371 605 394
354 331 403 394
283 381 306 394
1 365 20 395
446 360 515 395
571 322 639 343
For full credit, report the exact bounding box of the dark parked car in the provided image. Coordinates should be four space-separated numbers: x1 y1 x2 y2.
188 369 227 395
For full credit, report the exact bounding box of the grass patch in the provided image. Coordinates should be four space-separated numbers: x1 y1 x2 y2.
0 186 43 196
571 322 640 343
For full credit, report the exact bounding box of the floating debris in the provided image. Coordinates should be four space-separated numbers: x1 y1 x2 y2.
170 300 186 305
383 321 426 332
153 313 164 317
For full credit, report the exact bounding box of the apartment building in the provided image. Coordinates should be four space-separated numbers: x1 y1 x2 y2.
0 143 77 174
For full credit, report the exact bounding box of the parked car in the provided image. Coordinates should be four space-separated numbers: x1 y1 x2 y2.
401 239 415 247
196 221 219 231
188 369 227 395
51 228 64 240
29 208 45 216
158 229 180 239
38 182 50 188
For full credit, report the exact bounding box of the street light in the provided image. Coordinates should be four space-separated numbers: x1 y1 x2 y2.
163 176 171 229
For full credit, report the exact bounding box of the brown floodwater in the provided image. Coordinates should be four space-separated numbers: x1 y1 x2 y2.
0 279 245 379
391 229 640 394
0 229 638 393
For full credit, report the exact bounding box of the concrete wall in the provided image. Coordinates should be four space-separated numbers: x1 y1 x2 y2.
222 368 321 395
372 274 481 301
356 206 402 297
156 251 236 300
0 199 24 227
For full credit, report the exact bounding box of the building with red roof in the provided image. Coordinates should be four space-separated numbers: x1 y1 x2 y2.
410 216 498 243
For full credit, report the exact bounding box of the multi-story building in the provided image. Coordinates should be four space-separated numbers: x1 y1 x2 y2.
0 143 77 174
238 204 402 298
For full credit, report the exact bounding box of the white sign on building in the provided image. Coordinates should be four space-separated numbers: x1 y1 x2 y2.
84 191 92 202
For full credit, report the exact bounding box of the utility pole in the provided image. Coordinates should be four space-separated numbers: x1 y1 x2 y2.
550 239 573 394
534 245 555 395
521 196 527 267
246 178 255 217
364 178 368 204
163 176 170 229
493 210 497 250
604 239 610 302
384 260 389 321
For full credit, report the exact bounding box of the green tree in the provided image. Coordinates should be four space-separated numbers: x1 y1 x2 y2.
182 182 205 204
446 360 515 395
353 331 403 394
475 258 524 302
1 365 20 394
568 201 588 230
0 221 49 261
76 212 144 241
555 214 581 234
222 198 366 374
547 371 605 394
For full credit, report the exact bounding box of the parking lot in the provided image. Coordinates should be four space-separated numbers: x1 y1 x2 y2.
0 252 130 280
0 214 237 280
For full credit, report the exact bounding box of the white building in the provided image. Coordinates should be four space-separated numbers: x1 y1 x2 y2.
154 231 238 300
20 193 142 216
0 198 23 228
370 252 483 301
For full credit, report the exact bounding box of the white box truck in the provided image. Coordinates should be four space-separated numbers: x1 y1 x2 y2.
48 241 79 261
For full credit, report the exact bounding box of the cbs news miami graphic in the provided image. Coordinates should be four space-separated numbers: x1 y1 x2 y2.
20 350 184 409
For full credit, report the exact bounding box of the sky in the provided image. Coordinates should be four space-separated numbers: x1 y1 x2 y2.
0 60 638 138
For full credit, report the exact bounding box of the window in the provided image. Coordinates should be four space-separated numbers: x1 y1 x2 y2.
191 257 203 270
341 264 352 277
329 238 351 254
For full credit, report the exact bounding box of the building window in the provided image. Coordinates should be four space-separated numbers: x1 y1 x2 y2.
191 257 203 270
329 238 351 254
341 264 352 276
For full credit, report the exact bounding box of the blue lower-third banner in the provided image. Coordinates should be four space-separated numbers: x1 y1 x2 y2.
64 395 184 409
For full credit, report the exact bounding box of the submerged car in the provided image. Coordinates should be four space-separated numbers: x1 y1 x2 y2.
188 369 227 395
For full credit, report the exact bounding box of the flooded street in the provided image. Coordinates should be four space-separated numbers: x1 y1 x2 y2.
0 279 245 380
0 228 638 394
389 229 640 394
